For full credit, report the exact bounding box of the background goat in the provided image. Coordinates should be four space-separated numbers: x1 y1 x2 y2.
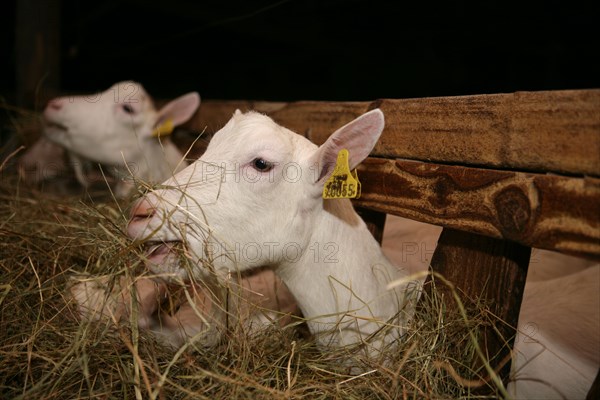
19 81 200 197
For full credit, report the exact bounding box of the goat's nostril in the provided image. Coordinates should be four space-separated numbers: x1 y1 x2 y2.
130 199 155 222
130 213 153 223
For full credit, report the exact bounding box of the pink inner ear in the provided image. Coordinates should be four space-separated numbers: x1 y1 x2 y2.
316 109 385 183
316 145 340 183
156 92 201 127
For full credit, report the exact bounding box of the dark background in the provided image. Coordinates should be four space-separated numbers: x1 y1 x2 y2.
1 0 599 104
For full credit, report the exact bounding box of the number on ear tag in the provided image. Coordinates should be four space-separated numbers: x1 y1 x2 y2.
322 149 361 199
151 118 174 138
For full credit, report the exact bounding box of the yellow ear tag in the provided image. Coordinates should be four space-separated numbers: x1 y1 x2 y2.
151 118 174 138
322 149 361 199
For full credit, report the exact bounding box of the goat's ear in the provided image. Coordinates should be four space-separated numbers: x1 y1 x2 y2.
312 109 384 184
154 92 201 129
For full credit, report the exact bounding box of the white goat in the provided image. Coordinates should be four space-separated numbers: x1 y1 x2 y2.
77 109 597 398
126 109 410 359
19 81 200 197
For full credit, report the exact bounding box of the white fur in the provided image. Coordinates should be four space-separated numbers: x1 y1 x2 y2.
23 81 200 197
116 109 596 396
127 109 413 358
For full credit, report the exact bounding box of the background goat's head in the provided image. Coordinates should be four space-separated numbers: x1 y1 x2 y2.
43 81 200 166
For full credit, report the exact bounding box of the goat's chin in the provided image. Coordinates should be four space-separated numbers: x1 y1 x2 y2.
43 124 70 145
144 252 189 283
146 261 190 283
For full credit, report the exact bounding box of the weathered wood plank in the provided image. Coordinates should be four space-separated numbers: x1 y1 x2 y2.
353 158 600 260
368 90 600 177
187 90 600 177
421 228 531 392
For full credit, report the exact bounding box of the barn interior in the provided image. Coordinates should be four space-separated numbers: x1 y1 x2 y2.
0 1 598 399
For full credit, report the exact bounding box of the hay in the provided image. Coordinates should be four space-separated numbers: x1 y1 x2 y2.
0 155 507 399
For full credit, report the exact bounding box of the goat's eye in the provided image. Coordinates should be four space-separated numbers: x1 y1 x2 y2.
252 158 274 172
122 104 135 114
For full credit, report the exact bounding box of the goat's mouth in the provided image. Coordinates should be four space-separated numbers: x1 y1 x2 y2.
141 240 182 265
42 120 70 141
42 116 68 132
140 240 194 282
45 121 68 131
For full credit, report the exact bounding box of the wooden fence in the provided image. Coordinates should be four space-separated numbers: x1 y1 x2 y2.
182 89 600 397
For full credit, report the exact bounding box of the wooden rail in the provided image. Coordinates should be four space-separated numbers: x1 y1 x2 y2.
190 89 600 176
185 90 600 261
356 158 600 260
181 89 599 395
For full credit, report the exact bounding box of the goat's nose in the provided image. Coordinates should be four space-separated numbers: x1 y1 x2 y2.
127 198 155 238
47 98 64 111
129 198 155 222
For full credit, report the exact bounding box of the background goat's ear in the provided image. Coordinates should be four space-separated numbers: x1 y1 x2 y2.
154 92 201 129
313 109 385 184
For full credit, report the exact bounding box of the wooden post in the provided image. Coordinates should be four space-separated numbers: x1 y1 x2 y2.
15 0 61 109
422 228 530 392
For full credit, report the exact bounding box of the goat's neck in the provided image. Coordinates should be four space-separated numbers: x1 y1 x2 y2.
136 139 188 181
278 199 404 326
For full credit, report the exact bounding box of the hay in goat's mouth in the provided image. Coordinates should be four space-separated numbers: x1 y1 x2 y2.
0 174 508 399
